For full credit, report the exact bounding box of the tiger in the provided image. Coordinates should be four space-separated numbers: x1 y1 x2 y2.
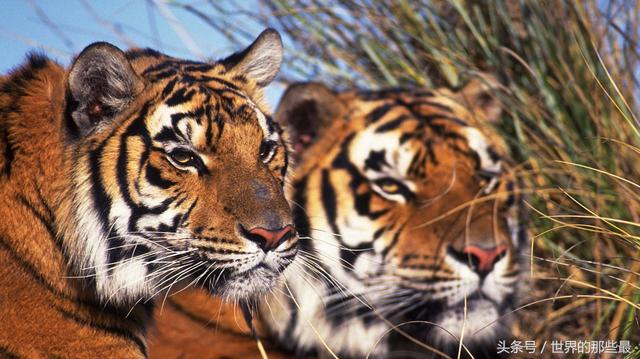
147 79 528 359
0 28 299 358
258 80 528 359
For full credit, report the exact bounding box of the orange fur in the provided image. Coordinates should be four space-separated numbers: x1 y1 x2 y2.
0 54 149 358
0 30 297 358
148 82 525 358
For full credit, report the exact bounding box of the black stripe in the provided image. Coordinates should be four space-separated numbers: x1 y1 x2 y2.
182 64 213 73
150 69 177 80
364 150 388 171
0 234 155 343
196 75 241 91
89 141 113 238
368 208 390 220
321 170 370 269
381 224 404 258
15 193 64 255
170 112 193 130
0 236 70 301
33 184 56 224
161 77 178 98
118 104 162 234
155 212 183 233
265 114 276 135
109 105 159 262
54 305 147 357
281 146 289 177
365 104 393 123
408 149 424 177
193 247 252 256
153 126 180 143
374 115 410 133
340 242 372 269
421 114 467 126
320 170 338 231
142 60 175 75
117 120 140 231
204 100 214 147
292 175 312 254
505 181 515 207
126 48 162 60
165 87 195 107
0 346 21 359
1 123 15 176
180 199 198 225
145 164 175 189
332 134 391 217
372 226 387 240
487 146 501 162
399 132 414 144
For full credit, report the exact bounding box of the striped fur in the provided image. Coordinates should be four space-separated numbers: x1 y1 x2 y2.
0 29 297 357
260 82 528 358
148 81 528 359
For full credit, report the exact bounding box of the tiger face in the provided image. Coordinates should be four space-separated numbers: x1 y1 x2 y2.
265 82 527 357
62 30 297 306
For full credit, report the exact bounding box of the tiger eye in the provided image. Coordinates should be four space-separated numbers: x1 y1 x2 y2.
170 149 194 166
259 140 277 163
380 183 400 194
374 178 404 195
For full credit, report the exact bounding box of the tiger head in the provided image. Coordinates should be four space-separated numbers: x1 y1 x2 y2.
264 81 527 357
61 29 297 306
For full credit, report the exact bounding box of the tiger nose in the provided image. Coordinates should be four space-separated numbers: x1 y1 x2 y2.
243 225 295 252
462 245 508 276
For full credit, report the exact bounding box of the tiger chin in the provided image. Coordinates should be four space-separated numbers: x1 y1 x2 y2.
0 29 298 357
259 80 528 359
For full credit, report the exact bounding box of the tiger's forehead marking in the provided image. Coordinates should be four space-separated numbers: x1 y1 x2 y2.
146 87 277 151
147 103 208 145
347 99 503 182
136 53 275 141
350 124 416 180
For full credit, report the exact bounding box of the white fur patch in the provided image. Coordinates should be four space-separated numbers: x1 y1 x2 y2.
462 127 501 173
350 128 416 203
71 161 157 305
434 298 500 342
255 106 278 142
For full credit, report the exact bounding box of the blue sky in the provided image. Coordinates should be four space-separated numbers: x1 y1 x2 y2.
0 0 286 106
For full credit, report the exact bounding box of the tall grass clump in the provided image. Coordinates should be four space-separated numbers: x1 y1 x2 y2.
176 0 640 354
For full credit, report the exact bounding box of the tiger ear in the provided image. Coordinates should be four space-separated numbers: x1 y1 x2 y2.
456 75 503 123
220 28 283 87
275 82 344 153
67 42 143 137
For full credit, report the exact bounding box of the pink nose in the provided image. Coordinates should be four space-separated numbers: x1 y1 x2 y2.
462 245 508 274
247 225 295 251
